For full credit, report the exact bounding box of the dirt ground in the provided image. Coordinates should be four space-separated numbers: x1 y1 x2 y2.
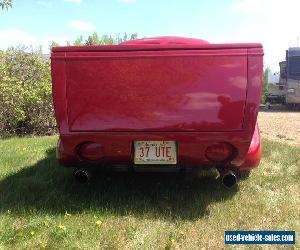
258 105 300 146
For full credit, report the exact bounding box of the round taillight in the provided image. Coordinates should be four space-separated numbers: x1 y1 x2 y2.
79 142 104 161
205 142 235 162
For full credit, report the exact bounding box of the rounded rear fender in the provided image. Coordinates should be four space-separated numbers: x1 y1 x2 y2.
240 123 262 170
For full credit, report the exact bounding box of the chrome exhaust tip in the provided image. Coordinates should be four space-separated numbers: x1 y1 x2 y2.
221 170 237 188
74 168 91 183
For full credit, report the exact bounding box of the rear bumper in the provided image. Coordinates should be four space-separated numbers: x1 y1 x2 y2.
56 125 261 170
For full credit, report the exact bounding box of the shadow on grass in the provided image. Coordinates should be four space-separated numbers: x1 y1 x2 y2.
0 147 237 221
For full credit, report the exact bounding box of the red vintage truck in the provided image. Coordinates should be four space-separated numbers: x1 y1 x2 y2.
51 37 263 187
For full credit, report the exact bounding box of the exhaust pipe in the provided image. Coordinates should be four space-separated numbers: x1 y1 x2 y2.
221 170 237 188
74 168 91 183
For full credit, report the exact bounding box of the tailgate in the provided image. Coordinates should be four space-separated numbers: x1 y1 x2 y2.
66 49 248 132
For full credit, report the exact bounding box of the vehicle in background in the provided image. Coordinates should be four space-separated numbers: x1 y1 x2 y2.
279 61 287 87
265 67 285 105
285 48 300 109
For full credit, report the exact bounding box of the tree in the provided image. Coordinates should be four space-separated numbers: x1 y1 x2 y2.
0 0 12 10
116 32 130 44
130 33 138 40
74 35 84 46
0 47 55 134
49 41 59 51
123 32 128 42
85 32 100 45
80 32 138 46
37 45 43 55
115 32 138 44
100 35 115 45
261 68 269 103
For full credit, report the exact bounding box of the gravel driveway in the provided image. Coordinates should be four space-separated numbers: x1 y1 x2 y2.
258 105 300 146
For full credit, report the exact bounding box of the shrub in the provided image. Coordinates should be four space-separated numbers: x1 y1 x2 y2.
0 47 56 135
261 68 268 104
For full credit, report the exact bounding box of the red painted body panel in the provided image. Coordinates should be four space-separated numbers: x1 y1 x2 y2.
66 49 247 132
51 37 263 170
240 123 261 170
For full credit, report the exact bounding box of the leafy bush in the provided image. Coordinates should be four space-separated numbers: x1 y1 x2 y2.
261 68 268 104
0 47 56 135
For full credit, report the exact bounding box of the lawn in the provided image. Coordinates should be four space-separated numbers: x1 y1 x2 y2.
0 136 299 249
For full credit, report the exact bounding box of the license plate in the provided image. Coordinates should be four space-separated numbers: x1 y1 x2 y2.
134 141 177 165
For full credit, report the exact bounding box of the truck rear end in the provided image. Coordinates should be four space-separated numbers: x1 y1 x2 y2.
51 37 263 184
285 47 300 108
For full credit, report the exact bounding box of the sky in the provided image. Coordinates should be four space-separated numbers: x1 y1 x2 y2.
0 0 300 71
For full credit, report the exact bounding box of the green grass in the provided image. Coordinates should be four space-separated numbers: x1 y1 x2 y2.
0 136 299 249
